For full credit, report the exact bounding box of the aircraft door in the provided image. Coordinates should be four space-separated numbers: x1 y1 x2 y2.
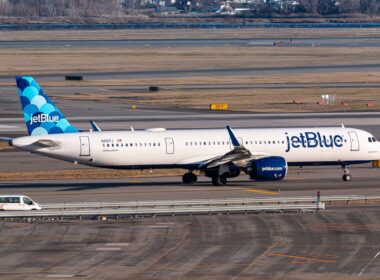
165 138 175 154
79 136 91 156
348 131 360 151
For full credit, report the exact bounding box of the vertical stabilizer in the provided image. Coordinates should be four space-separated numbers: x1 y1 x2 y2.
16 76 78 136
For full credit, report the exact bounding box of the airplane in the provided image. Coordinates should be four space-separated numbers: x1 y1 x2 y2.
2 76 380 186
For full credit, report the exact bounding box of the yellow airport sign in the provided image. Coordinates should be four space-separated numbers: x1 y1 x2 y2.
210 103 228 110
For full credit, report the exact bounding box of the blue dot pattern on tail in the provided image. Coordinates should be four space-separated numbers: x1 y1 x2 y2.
16 76 79 136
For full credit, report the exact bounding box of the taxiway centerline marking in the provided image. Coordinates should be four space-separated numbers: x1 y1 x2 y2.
245 188 279 195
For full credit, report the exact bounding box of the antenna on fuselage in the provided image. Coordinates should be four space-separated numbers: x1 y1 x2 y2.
341 123 345 128
130 126 135 131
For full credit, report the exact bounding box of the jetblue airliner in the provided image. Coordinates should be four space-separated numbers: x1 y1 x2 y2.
2 77 380 185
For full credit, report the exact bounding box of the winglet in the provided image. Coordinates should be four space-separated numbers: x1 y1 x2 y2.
226 126 240 147
90 121 101 132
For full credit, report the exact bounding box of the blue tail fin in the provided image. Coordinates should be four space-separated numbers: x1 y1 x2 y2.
16 76 79 136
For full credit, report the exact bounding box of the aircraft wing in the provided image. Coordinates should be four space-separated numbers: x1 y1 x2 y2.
199 126 268 169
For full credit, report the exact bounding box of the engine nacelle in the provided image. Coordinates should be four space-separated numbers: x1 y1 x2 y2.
247 156 287 181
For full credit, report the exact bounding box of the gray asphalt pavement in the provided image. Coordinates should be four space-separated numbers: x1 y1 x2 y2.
1 36 380 48
0 209 379 279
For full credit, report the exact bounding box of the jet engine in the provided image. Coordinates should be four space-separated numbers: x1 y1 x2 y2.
247 156 287 181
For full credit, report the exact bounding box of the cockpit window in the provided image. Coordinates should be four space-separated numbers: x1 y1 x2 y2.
368 137 377 143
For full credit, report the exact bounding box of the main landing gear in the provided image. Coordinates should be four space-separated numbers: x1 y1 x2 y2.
342 165 352 181
182 172 197 184
211 175 227 186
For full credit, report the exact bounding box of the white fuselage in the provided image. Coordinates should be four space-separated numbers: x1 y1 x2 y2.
11 127 380 170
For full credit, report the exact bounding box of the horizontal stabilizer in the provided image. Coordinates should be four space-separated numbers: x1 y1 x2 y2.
0 137 13 146
0 137 12 142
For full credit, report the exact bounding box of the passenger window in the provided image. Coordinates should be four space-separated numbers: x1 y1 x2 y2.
204 142 207 145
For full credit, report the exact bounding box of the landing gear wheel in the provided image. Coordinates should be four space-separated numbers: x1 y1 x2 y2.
343 174 352 181
341 165 352 182
182 172 197 184
212 176 227 186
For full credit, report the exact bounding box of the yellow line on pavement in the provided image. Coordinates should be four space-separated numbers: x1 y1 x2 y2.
269 253 337 264
245 188 279 195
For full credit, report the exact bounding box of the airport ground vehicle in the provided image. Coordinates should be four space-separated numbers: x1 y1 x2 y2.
0 195 42 211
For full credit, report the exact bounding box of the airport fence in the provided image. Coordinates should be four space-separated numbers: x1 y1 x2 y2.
40 195 380 210
1 195 379 220
0 203 324 220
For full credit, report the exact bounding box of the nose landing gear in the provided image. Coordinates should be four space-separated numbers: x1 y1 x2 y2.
182 172 197 184
342 165 352 181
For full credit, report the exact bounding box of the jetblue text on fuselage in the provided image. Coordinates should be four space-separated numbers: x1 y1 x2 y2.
30 114 59 125
285 132 343 152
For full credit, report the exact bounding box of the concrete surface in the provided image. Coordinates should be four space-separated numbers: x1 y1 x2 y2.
0 209 379 279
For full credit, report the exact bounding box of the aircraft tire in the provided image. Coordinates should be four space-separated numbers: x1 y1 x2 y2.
182 173 197 184
343 174 352 181
212 176 227 186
